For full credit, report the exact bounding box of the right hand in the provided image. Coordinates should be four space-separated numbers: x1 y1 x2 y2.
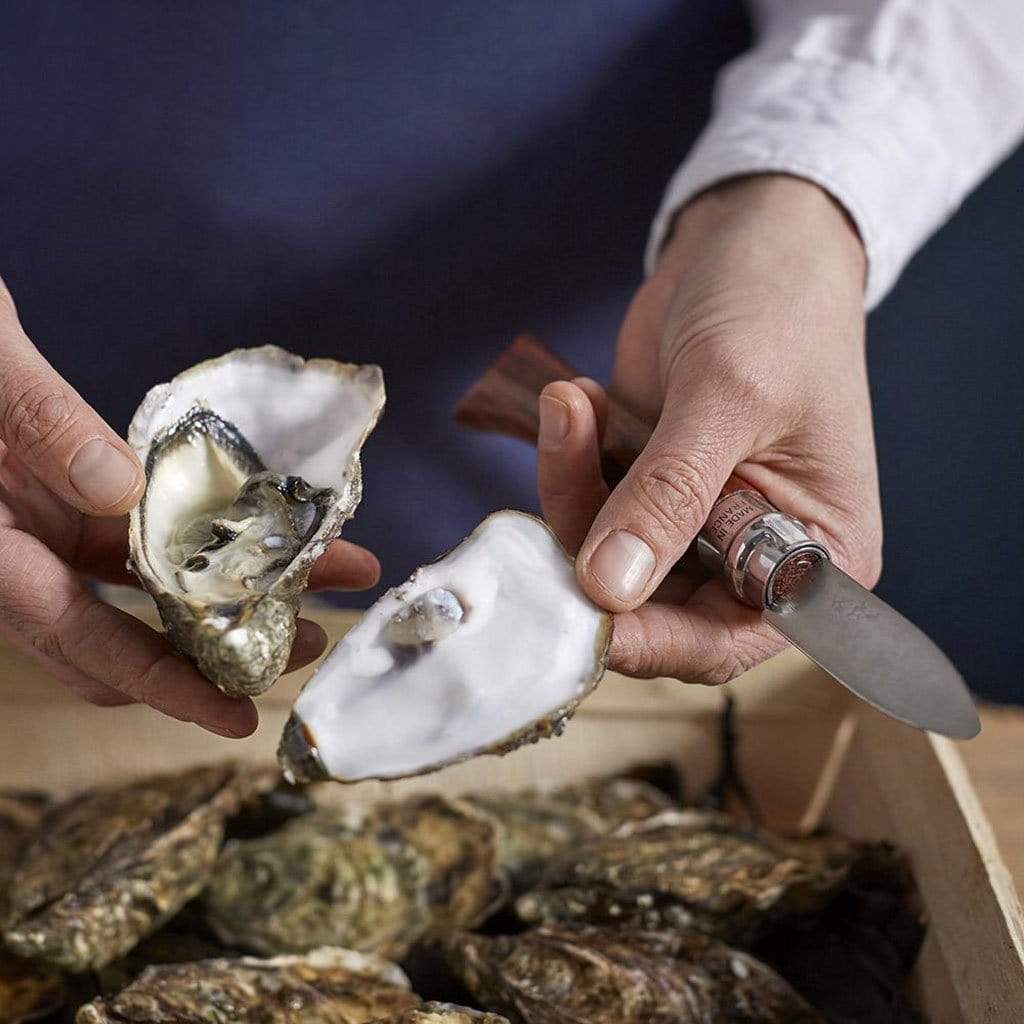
0 277 380 736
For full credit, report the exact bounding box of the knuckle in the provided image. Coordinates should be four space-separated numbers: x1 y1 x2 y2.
633 450 716 535
1 378 77 458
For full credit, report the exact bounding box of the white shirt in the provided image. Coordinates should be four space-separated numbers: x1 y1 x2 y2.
647 0 1024 308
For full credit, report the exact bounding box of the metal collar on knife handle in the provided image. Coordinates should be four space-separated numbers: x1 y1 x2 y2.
455 333 828 613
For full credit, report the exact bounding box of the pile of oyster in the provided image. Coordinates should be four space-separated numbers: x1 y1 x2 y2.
0 762 923 1023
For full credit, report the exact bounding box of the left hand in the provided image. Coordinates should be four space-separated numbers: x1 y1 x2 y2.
536 174 882 683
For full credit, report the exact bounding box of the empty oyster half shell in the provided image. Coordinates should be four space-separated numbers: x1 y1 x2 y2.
279 510 612 783
128 346 384 696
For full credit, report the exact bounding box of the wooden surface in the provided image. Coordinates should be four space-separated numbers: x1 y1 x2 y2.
960 703 1024 890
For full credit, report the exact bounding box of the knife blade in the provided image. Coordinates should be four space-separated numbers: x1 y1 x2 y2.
455 334 980 739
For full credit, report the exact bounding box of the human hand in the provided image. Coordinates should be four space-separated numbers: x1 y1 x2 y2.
537 175 881 683
0 279 379 734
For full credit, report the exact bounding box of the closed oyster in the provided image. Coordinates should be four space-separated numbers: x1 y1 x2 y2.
370 1005 509 1023
204 795 504 960
2 763 263 972
128 346 385 696
75 947 418 1024
445 926 823 1023
515 810 853 945
371 796 506 933
465 776 676 893
0 792 64 1024
0 790 50 923
280 511 612 782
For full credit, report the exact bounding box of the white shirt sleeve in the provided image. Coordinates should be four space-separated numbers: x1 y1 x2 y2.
645 0 1024 308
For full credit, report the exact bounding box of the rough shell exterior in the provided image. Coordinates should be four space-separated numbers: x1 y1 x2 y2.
369 1004 510 1024
445 925 823 1024
2 763 267 972
75 947 418 1024
515 810 854 945
128 346 385 697
204 795 505 960
465 777 676 893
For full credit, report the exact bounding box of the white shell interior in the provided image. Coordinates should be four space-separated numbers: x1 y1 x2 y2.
129 347 384 602
294 511 608 780
129 346 384 493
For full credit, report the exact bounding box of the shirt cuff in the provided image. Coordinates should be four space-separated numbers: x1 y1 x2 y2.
645 55 962 310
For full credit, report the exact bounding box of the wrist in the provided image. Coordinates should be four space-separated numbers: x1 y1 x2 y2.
656 174 867 295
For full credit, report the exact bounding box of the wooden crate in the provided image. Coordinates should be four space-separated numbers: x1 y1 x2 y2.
1 600 1022 1021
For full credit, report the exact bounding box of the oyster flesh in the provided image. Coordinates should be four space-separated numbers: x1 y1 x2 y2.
280 510 612 782
2 763 263 972
369 1005 510 1023
446 926 823 1023
0 790 50 922
128 346 385 696
204 795 504 960
515 810 854 945
465 776 676 893
75 946 418 1024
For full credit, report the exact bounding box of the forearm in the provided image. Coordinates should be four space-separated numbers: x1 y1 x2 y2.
649 0 1024 308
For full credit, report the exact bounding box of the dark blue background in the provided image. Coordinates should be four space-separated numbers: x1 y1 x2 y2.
1 3 1021 701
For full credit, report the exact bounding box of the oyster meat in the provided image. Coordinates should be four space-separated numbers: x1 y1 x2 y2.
446 926 823 1024
465 776 676 893
515 810 855 945
280 510 612 782
204 795 504 960
0 790 50 923
129 346 385 696
75 947 418 1024
370 1005 509 1023
2 763 264 971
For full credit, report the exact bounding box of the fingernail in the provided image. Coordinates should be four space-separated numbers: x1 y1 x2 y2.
589 530 656 604
69 439 142 510
539 396 569 446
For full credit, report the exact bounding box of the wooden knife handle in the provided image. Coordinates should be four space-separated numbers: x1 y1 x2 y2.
454 333 829 609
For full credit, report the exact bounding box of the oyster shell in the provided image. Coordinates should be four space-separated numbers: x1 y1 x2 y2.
128 346 385 696
369 1005 509 1023
0 790 50 923
515 810 854 945
280 510 612 782
465 776 676 893
2 763 264 972
204 795 504 960
445 926 823 1023
75 946 418 1024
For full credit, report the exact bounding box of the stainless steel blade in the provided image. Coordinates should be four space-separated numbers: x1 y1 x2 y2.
764 560 980 738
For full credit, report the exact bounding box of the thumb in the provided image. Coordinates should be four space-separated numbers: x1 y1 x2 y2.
0 284 144 516
575 384 748 612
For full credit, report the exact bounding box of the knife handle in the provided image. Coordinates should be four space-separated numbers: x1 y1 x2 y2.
455 334 830 610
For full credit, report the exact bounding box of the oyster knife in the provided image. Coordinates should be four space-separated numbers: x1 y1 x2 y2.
455 334 980 740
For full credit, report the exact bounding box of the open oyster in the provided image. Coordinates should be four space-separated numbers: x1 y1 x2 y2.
204 795 504 960
515 810 856 945
128 346 384 696
464 776 676 893
2 763 266 972
75 947 418 1024
370 1005 510 1024
446 926 823 1024
280 510 612 782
